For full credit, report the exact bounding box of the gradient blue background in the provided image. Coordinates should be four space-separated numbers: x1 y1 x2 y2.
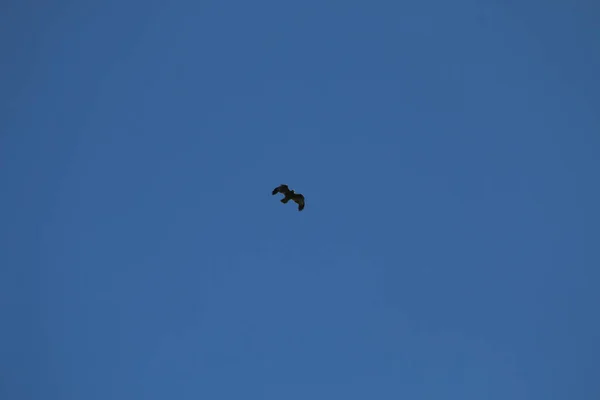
1 1 599 399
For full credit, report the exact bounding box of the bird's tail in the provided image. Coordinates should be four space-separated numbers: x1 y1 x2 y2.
281 198 290 204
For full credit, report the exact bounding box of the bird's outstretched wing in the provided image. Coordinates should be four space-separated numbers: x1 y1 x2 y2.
292 193 305 211
272 184 290 195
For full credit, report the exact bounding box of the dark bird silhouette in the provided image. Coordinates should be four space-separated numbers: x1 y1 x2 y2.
272 184 305 211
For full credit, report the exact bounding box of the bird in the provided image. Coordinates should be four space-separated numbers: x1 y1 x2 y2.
272 184 305 211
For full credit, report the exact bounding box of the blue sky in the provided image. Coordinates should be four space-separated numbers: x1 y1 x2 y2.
1 1 599 399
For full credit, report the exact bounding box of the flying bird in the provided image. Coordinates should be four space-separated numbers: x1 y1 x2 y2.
272 184 305 211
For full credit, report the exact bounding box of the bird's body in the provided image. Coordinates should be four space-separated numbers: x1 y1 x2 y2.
272 184 305 211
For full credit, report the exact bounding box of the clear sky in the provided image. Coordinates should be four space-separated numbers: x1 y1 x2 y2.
1 1 599 399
